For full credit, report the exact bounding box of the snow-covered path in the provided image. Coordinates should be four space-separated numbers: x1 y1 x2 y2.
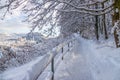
1 35 120 80
55 37 120 80
55 37 94 80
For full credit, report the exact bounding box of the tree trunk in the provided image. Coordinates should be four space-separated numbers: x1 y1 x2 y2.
95 4 99 40
102 3 108 39
112 0 120 48
114 29 119 48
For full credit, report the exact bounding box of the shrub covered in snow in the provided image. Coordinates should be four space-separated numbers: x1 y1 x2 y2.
0 34 73 73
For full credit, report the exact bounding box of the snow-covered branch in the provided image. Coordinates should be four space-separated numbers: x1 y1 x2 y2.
54 0 113 13
0 0 114 36
56 7 113 16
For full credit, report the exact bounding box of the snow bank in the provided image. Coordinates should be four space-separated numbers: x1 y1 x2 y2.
0 56 43 80
77 35 120 80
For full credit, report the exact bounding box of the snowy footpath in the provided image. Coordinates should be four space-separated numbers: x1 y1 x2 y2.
55 36 120 80
1 35 120 80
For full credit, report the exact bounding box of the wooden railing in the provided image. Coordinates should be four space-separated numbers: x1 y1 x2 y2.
2 38 76 80
29 38 76 80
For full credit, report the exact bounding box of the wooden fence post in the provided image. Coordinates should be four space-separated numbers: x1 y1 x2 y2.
51 58 54 80
68 43 70 51
61 47 64 60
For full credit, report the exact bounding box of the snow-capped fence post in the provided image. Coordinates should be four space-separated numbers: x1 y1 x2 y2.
68 42 70 51
51 58 54 80
61 47 64 60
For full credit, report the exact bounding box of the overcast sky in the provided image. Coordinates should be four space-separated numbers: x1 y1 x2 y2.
0 6 30 34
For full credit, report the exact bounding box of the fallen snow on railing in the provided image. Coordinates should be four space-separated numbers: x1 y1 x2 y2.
0 36 76 80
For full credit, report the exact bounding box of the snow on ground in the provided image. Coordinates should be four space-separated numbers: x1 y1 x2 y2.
0 34 76 80
0 56 43 80
0 34 75 73
55 35 120 80
1 34 120 80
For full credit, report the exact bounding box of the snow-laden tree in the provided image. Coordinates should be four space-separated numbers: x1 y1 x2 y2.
0 0 114 34
1 0 120 46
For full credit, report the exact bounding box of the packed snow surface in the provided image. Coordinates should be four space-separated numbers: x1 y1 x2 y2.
55 36 120 80
1 35 120 80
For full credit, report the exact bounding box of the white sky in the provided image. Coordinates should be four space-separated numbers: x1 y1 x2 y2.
0 3 30 34
0 17 30 33
0 1 60 36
